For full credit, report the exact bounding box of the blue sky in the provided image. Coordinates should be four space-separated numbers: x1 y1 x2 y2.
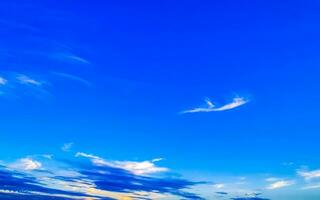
1 1 320 199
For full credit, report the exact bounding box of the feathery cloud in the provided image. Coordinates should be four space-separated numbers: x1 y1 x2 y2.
266 180 294 190
75 152 168 175
182 97 248 114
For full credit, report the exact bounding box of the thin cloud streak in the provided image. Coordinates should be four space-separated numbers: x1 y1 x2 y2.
51 72 92 87
181 97 249 114
66 55 90 64
53 53 90 64
16 74 42 86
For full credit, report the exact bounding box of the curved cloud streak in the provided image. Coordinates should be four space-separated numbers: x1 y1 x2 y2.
16 74 42 86
51 72 92 87
182 97 248 114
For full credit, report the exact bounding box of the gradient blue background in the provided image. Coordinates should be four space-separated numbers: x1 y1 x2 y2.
1 1 320 199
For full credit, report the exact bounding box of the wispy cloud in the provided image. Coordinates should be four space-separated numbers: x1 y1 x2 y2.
9 158 42 171
53 53 90 64
51 72 92 87
0 72 53 99
298 169 320 180
0 70 95 99
66 55 90 64
182 97 248 114
76 152 168 175
0 76 7 85
61 142 74 152
16 74 42 86
266 180 294 190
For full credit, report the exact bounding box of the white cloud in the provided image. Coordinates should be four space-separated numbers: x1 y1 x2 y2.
114 159 167 175
75 152 168 175
0 189 23 195
0 76 7 85
213 184 225 189
61 142 74 152
16 74 42 86
75 152 108 166
298 169 320 180
182 97 248 114
266 180 294 190
10 158 42 171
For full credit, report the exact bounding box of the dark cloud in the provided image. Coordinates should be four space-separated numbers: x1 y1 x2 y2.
74 163 206 200
0 168 111 200
0 193 74 200
216 191 228 195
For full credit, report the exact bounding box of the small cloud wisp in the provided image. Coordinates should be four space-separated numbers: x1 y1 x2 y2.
182 97 248 114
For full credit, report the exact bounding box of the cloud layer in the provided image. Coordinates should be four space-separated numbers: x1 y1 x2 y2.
0 154 205 200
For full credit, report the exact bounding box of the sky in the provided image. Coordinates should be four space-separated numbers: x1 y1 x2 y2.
1 0 320 199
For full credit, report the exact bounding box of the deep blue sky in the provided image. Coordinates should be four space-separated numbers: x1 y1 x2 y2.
1 1 320 200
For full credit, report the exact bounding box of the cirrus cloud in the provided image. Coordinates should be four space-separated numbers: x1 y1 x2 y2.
181 96 249 114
